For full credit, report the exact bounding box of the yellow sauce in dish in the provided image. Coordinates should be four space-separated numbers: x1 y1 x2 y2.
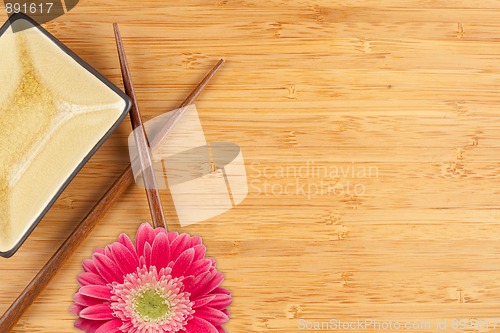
0 19 127 253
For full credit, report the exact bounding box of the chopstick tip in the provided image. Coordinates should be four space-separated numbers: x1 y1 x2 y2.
113 23 121 37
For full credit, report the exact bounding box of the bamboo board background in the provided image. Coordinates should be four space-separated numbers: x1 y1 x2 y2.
2 0 500 332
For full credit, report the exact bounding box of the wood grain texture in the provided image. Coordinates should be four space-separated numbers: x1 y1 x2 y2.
1 1 500 332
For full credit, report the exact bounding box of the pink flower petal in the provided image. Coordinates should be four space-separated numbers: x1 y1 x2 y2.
167 231 179 243
80 304 114 320
212 287 231 295
216 326 226 333
118 233 137 257
187 259 212 277
93 253 124 284
95 247 105 254
143 242 152 268
154 227 167 235
74 317 87 330
150 232 170 269
104 245 113 259
185 270 215 299
110 242 139 276
171 248 194 278
79 285 112 300
201 272 225 296
170 233 191 260
184 316 218 333
73 293 102 307
70 303 85 315
193 244 207 261
77 272 107 286
193 295 216 308
120 321 134 332
194 307 229 325
139 255 146 267
74 317 104 332
78 320 92 332
182 275 195 289
136 223 155 257
191 236 203 246
95 319 122 333
82 259 98 274
86 322 104 333
207 294 232 310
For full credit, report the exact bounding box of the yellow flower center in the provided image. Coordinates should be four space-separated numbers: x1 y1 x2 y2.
133 289 170 321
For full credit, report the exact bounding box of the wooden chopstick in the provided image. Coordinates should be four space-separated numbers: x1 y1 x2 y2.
113 23 166 229
150 58 225 156
0 57 225 333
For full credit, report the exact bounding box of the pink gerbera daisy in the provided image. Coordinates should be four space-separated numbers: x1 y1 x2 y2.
71 223 231 333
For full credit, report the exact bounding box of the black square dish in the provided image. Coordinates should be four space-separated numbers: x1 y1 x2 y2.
0 13 131 258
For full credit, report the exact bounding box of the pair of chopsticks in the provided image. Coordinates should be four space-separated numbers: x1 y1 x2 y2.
0 24 224 333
